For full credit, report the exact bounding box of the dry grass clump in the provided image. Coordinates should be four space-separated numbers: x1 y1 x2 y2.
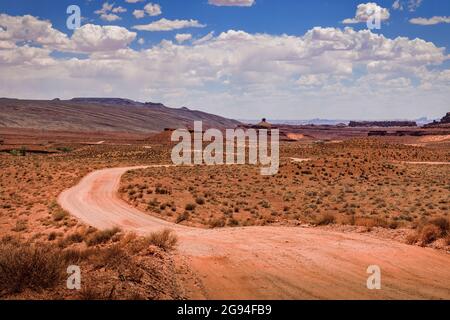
145 229 178 251
86 227 121 246
429 218 449 235
419 225 442 244
353 217 389 229
209 217 226 228
0 240 64 295
445 234 450 246
315 213 336 226
0 229 185 299
407 218 450 245
175 211 190 224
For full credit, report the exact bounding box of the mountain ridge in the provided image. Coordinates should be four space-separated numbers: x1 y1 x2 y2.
0 98 241 133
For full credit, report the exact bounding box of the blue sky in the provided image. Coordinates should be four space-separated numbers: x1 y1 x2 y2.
0 0 449 120
2 0 449 50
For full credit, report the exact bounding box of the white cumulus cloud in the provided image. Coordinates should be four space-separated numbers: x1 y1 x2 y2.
70 24 137 53
392 0 423 12
144 3 162 16
175 33 192 43
1 13 449 120
410 16 450 25
133 9 145 19
95 2 126 21
343 2 390 24
0 14 69 50
133 18 206 31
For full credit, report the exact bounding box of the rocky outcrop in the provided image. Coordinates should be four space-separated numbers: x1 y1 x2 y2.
424 112 450 128
442 112 450 124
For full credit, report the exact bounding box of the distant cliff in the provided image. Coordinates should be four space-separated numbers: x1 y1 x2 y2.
424 112 450 128
349 121 417 128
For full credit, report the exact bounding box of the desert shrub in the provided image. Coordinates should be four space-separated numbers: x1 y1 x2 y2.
155 184 170 195
65 232 85 244
185 203 196 211
227 218 239 227
53 209 68 221
48 232 58 241
86 227 121 246
95 245 130 268
0 242 64 294
12 220 28 232
259 200 271 208
9 147 26 156
145 229 178 251
429 218 449 236
409 219 450 246
315 213 336 226
56 146 72 153
62 247 93 264
176 211 189 224
354 217 388 229
195 196 205 205
406 233 419 245
418 224 441 245
209 218 226 228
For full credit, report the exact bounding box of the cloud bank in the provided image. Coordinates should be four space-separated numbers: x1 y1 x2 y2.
0 13 449 119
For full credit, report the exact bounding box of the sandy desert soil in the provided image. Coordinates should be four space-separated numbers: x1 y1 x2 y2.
120 140 449 250
0 142 200 299
1 136 449 299
58 164 450 299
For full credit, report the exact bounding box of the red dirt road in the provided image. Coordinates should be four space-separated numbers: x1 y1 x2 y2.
58 166 450 299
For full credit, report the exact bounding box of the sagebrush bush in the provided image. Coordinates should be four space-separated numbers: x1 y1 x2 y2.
445 234 450 246
429 218 449 236
145 229 178 251
176 211 189 224
209 218 226 228
195 196 205 205
0 242 64 294
315 213 336 226
419 224 441 245
53 210 68 221
86 227 121 246
185 203 196 211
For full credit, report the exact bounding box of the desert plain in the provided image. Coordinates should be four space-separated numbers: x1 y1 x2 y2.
0 120 449 300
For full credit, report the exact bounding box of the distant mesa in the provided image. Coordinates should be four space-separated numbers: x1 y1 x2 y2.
349 121 417 128
238 118 277 130
442 112 450 124
237 119 298 141
424 112 450 128
70 97 139 106
0 97 241 133
253 118 273 129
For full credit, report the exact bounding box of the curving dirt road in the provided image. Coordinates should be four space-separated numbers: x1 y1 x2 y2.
58 165 450 299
